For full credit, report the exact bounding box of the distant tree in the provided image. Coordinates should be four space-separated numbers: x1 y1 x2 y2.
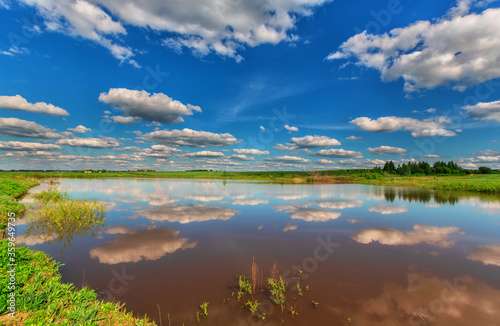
477 166 493 174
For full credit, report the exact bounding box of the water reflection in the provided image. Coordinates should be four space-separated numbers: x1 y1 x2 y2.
352 225 461 247
368 204 408 215
306 199 363 209
274 205 341 222
349 269 500 326
89 226 196 264
134 204 240 223
467 244 500 267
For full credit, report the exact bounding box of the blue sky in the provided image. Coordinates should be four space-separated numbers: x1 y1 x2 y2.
1 0 499 171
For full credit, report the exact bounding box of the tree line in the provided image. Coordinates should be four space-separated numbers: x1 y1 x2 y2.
373 160 494 176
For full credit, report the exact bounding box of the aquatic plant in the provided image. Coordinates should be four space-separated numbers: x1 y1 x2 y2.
24 188 105 250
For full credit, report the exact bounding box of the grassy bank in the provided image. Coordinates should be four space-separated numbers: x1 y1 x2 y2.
3 170 500 193
0 177 155 325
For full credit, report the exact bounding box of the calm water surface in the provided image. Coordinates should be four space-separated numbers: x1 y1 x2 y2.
18 178 500 325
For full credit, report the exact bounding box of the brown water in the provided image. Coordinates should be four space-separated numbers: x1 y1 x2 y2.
18 178 500 325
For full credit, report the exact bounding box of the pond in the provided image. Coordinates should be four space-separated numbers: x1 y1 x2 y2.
17 178 500 325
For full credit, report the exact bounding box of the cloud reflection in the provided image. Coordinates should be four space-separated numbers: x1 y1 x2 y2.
135 204 240 223
352 225 460 248
368 204 408 215
89 227 196 264
349 270 500 326
274 205 341 222
308 199 363 210
467 244 500 267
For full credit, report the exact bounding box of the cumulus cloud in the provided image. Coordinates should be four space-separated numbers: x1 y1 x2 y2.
140 128 239 147
274 205 341 222
467 244 500 267
327 4 500 92
233 148 270 156
309 148 363 158
350 116 458 137
0 140 62 151
0 117 62 139
315 159 338 165
463 100 500 123
110 115 141 125
140 144 181 158
113 146 140 152
368 204 408 215
56 136 120 148
99 88 201 125
265 155 311 164
22 0 330 63
181 151 225 158
67 125 91 133
284 124 299 132
367 146 407 155
352 225 460 247
0 94 69 117
289 135 341 149
89 227 196 264
346 135 362 140
19 0 138 66
230 154 255 161
135 204 240 224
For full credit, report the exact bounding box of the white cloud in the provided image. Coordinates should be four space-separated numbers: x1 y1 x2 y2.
113 146 140 152
0 94 69 117
99 88 201 125
22 0 330 63
274 205 341 222
20 0 137 66
309 148 363 158
0 140 62 151
327 5 500 92
67 125 91 133
110 115 141 125
230 154 255 161
368 204 408 215
0 117 62 139
352 225 460 247
181 151 225 158
0 46 30 56
0 0 10 9
265 155 311 164
233 148 269 156
463 100 500 123
284 124 299 132
346 135 362 140
141 128 239 147
140 145 181 158
56 136 120 148
89 227 196 264
350 116 458 137
367 146 407 155
289 135 341 149
467 244 500 267
259 125 266 131
315 159 338 165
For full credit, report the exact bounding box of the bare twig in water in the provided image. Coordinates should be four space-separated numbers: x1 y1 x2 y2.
156 303 162 326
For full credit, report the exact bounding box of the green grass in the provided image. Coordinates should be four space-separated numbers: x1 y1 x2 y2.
0 174 38 238
0 176 155 325
0 240 155 325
